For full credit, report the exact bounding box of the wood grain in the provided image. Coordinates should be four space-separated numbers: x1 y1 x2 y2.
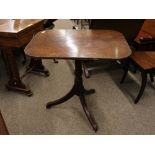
0 19 44 47
131 52 155 70
25 29 131 60
136 19 155 42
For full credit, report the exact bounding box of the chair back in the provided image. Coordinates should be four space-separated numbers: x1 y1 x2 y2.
90 19 145 45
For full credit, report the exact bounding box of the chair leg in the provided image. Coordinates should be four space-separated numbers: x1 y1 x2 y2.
53 59 58 63
120 59 129 84
150 73 154 82
135 71 147 104
82 63 90 78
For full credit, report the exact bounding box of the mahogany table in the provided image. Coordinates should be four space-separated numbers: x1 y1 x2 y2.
0 19 49 96
25 29 131 132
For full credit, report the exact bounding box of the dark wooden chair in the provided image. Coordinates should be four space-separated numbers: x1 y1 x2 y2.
120 52 155 103
82 19 145 78
120 20 155 103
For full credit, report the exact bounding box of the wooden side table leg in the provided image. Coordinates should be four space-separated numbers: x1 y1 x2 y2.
46 86 75 109
46 60 97 132
75 60 97 132
27 58 50 76
79 94 97 132
2 47 32 96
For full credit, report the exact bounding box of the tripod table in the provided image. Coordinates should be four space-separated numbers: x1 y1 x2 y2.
25 29 131 131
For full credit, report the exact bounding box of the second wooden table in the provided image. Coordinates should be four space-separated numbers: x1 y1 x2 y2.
0 19 48 95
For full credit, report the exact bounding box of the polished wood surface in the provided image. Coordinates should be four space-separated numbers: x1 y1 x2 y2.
0 19 43 35
82 19 144 78
25 29 131 60
0 19 44 47
131 52 155 70
136 20 155 42
0 19 45 95
0 111 9 135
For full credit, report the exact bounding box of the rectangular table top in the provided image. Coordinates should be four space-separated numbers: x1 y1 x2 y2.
25 29 131 60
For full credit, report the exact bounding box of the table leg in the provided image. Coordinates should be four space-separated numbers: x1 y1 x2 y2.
46 60 97 132
2 47 32 96
26 58 50 76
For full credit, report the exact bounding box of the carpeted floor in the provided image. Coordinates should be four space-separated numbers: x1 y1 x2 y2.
0 20 155 135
